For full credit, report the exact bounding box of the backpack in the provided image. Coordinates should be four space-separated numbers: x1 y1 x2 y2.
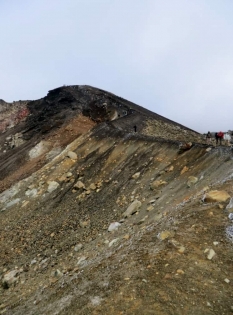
217 132 224 138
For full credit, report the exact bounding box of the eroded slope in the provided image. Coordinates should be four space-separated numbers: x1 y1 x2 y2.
0 121 233 315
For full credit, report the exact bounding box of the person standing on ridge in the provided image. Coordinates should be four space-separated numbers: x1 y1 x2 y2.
216 131 224 145
206 131 211 144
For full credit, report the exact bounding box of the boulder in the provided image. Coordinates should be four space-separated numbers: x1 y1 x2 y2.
123 200 142 218
204 190 231 203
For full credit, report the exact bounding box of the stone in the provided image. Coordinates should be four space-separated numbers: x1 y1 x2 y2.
226 197 233 211
22 200 29 208
132 172 140 179
206 147 212 152
47 181 59 193
25 188 38 197
176 269 184 274
204 190 231 203
168 165 174 172
108 222 121 232
224 278 230 283
29 141 51 159
123 200 142 218
6 198 21 209
153 213 163 222
148 199 156 204
66 172 73 178
79 220 90 228
158 230 175 240
180 166 189 175
109 238 119 247
147 205 154 211
187 176 198 187
178 246 186 254
77 256 87 266
206 248 216 260
67 151 77 160
3 270 19 285
51 269 63 278
30 259 37 265
74 243 83 252
74 181 85 189
89 183 96 190
150 180 167 190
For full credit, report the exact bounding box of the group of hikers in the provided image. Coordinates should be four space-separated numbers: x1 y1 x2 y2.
206 131 232 146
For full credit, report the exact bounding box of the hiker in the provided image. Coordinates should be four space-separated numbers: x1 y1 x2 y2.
206 131 211 144
224 132 231 146
215 131 224 145
133 125 137 132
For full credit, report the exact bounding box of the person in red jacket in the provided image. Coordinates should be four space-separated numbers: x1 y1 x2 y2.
216 131 224 145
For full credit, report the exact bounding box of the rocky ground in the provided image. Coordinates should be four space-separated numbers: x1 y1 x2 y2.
0 86 233 315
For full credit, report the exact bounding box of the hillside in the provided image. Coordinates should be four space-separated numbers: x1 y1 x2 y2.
0 86 233 315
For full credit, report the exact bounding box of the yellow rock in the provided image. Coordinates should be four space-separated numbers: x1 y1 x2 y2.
147 205 154 211
168 165 174 172
159 230 175 240
150 180 167 190
204 190 231 203
176 269 184 274
181 166 189 175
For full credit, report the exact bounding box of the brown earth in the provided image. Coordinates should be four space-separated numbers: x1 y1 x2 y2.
0 86 233 315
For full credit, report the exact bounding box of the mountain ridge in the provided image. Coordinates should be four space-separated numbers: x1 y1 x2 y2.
0 85 233 315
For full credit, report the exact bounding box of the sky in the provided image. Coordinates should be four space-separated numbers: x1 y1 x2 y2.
0 0 233 133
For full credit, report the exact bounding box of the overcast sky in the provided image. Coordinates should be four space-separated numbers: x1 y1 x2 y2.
1 0 233 133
